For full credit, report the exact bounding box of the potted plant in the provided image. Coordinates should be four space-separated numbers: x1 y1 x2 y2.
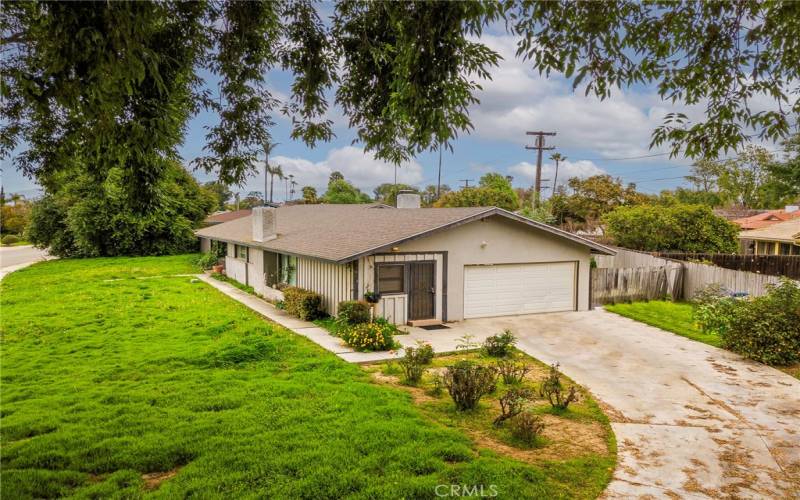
363 291 381 304
212 262 224 274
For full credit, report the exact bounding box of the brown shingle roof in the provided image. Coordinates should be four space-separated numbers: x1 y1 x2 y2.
205 209 252 225
196 204 614 262
739 219 800 243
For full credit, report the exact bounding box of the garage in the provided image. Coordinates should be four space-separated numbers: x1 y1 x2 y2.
463 262 577 319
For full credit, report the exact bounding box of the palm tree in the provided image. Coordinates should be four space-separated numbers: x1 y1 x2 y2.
271 165 284 204
550 153 566 194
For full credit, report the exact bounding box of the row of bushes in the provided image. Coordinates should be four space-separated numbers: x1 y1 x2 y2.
693 279 800 366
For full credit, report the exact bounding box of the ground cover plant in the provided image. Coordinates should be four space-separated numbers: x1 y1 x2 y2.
1 255 613 498
366 350 617 499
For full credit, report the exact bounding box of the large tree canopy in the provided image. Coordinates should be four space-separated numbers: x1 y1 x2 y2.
3 0 798 211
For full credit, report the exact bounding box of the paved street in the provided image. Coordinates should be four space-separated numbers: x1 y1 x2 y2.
0 245 49 279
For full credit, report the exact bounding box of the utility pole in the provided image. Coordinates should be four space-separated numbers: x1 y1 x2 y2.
525 130 556 206
459 179 473 189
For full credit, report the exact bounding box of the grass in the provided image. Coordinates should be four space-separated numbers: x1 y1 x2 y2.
210 271 258 296
605 300 799 379
1 255 615 498
604 300 722 347
1 239 31 247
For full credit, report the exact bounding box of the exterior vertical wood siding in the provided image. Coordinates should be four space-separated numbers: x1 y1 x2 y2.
296 257 355 317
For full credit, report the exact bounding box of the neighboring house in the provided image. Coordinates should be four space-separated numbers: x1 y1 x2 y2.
196 194 614 325
738 219 800 256
732 206 800 230
713 208 767 221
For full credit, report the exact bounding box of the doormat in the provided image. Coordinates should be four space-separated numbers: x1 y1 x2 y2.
418 324 450 330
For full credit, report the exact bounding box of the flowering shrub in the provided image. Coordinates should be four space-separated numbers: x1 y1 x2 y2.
341 321 396 351
336 300 371 326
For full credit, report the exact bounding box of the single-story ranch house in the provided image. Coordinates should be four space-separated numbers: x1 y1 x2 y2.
196 194 614 325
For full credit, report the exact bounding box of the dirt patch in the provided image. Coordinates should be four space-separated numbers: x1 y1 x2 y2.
142 467 182 490
467 415 607 464
369 371 438 404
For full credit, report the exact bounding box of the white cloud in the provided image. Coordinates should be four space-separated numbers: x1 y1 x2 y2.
469 34 703 159
240 146 424 199
508 159 606 191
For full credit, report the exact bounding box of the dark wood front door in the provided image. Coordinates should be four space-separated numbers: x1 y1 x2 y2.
409 262 435 320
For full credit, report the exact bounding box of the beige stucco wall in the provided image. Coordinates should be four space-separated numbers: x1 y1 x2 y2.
388 215 592 321
199 237 211 253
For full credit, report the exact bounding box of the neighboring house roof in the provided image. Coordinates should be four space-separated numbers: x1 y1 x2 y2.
196 203 615 263
204 209 252 225
732 209 800 230
738 219 800 243
713 208 767 221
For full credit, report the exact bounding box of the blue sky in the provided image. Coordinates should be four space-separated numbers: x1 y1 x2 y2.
1 31 776 201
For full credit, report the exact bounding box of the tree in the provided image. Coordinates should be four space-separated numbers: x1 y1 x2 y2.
421 184 450 206
433 187 519 211
4 2 798 221
26 162 215 258
657 188 722 208
203 181 233 211
239 191 265 209
762 134 800 205
322 179 371 204
560 175 648 223
0 196 31 235
685 160 719 193
373 183 418 205
714 145 773 208
512 2 799 158
301 186 318 204
603 204 739 253
328 171 344 184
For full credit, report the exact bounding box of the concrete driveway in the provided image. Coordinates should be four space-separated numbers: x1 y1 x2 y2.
0 245 50 280
423 310 800 499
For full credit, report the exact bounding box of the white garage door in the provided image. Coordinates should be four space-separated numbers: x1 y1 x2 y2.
463 262 576 319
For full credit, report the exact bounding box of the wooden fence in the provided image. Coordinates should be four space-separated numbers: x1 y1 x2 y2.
593 246 793 304
654 252 800 279
591 266 683 305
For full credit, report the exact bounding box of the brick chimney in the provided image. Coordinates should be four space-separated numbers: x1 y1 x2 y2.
252 207 277 242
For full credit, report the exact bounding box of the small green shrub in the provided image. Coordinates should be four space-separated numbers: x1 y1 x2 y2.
509 411 545 446
340 321 395 351
540 363 577 410
493 387 534 427
427 373 444 397
2 234 21 245
282 287 323 320
195 251 221 270
721 279 800 365
496 359 530 385
399 345 434 385
336 300 371 326
483 329 517 357
692 283 736 335
442 360 498 411
415 341 435 364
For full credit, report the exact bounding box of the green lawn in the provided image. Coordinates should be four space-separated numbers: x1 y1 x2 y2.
604 301 722 347
1 255 614 498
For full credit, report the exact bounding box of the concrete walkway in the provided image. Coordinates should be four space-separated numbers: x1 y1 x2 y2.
199 275 799 498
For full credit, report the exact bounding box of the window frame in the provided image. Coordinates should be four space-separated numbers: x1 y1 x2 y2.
278 253 297 286
376 263 406 294
235 244 247 260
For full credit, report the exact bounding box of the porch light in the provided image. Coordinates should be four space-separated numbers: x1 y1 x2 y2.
391 246 400 252
481 241 487 248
